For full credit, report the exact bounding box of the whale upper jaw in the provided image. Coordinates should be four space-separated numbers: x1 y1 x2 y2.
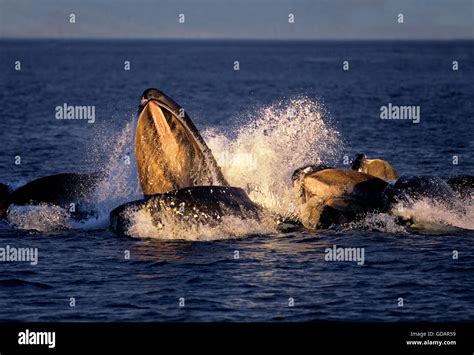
139 88 182 116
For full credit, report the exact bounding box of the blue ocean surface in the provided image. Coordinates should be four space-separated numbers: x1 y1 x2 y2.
0 40 473 321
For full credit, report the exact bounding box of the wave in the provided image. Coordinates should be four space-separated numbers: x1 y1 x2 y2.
0 278 53 289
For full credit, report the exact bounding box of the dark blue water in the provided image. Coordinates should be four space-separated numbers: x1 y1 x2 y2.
0 40 473 321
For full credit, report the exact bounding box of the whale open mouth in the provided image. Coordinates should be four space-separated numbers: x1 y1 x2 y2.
135 88 228 196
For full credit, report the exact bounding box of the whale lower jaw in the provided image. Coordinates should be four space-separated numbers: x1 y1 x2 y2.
109 186 262 236
135 89 228 196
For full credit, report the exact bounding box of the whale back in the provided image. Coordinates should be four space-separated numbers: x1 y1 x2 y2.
8 173 101 206
135 89 228 195
0 173 102 219
386 175 462 214
446 175 474 199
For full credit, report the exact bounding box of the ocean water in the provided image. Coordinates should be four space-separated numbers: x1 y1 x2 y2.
0 40 473 321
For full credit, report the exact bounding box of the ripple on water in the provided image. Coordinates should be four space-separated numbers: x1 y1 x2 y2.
0 278 53 289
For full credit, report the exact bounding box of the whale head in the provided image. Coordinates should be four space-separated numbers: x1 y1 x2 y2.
135 88 228 196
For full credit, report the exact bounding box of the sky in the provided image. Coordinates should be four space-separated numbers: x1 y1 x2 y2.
0 0 472 40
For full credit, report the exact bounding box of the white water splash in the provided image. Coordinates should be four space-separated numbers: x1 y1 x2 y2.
72 116 143 229
91 120 142 210
343 194 474 234
345 213 407 234
5 116 143 232
392 197 474 232
7 204 71 232
125 207 276 241
204 97 342 217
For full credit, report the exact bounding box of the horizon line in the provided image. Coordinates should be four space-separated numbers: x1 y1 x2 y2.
1 37 473 42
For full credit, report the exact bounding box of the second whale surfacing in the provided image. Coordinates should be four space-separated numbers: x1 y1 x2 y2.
110 89 262 235
0 173 103 220
292 159 471 232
